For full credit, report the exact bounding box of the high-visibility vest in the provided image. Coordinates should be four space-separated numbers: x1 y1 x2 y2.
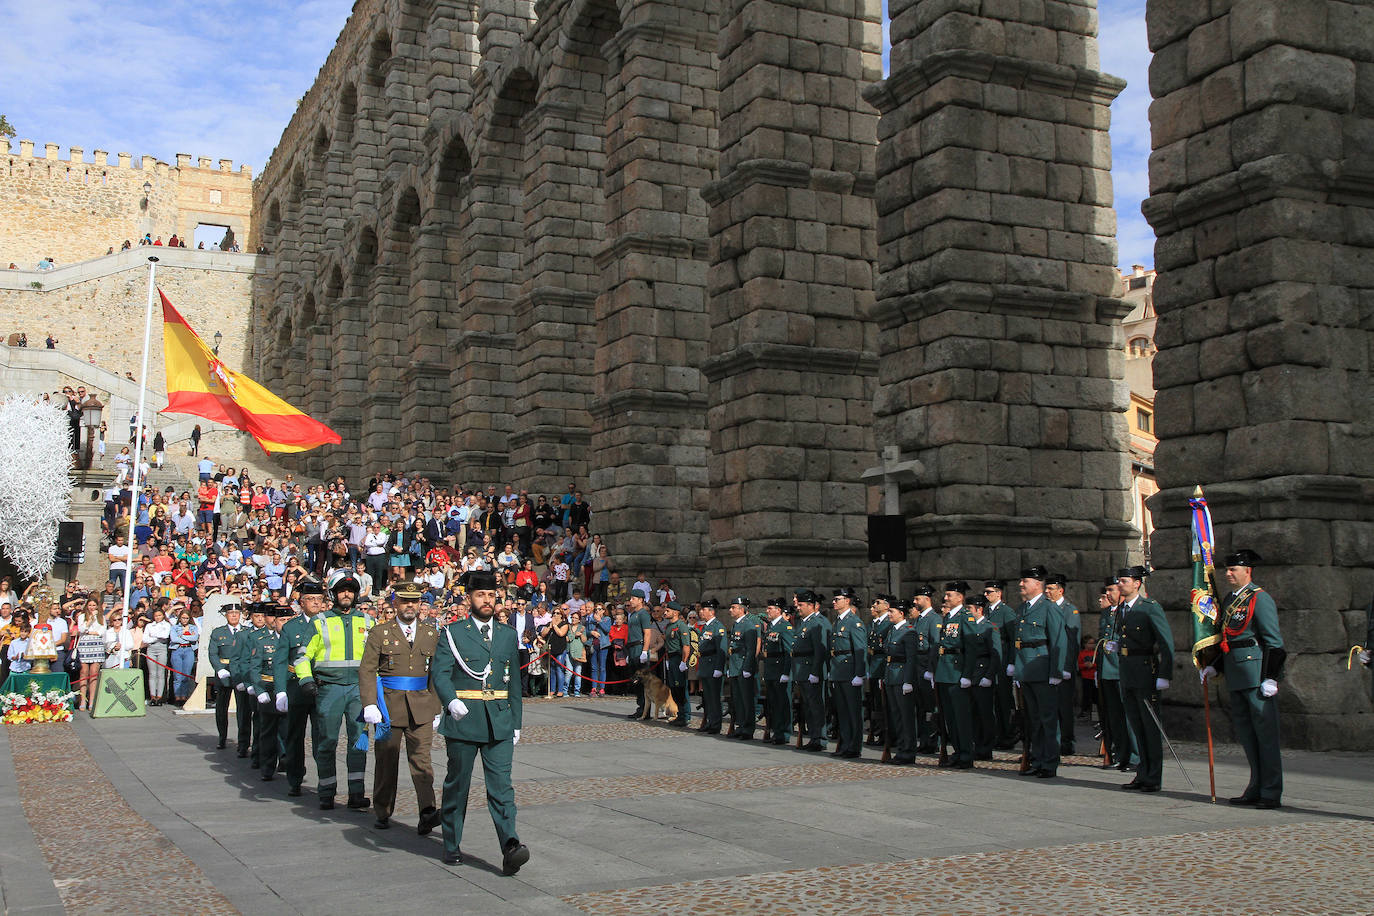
296 611 370 683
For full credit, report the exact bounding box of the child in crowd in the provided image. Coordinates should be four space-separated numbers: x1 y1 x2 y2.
1077 635 1098 720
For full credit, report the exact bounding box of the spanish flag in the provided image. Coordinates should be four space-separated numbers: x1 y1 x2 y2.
159 290 341 454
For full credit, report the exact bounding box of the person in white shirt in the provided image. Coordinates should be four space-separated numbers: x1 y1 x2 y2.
630 574 653 602
108 535 131 586
142 608 173 705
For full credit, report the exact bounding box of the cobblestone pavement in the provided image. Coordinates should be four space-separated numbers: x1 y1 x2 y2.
561 820 1374 915
6 723 239 916
518 721 692 745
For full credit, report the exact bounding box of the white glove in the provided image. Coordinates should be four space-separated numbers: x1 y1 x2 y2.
1005 664 1015 677
432 713 442 730
958 677 971 689
513 729 521 745
275 692 288 713
742 671 752 679
1360 649 1371 665
1200 665 1217 684
901 683 913 695
362 704 383 725
780 674 790 683
236 682 247 691
923 671 934 683
1048 677 1062 686
1155 677 1170 691
256 691 270 704
978 677 992 688
1259 678 1278 697
714 669 723 678
216 668 229 679
807 674 819 684
678 661 688 672
1061 671 1072 680
448 698 468 719
639 651 648 663
1013 680 1020 689
1094 673 1100 686
850 676 863 687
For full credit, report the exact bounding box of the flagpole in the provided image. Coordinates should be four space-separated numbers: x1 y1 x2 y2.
120 256 158 631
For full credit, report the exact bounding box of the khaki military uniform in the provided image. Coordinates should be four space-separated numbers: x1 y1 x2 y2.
359 618 442 823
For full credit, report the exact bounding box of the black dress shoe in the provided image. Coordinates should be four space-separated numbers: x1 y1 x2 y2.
287 786 302 797
417 806 441 836
956 761 974 769
347 794 370 810
1229 794 1259 806
1256 798 1281 809
1139 784 1161 793
1121 780 1142 791
1017 767 1040 777
442 850 462 866
236 750 248 758
735 733 753 741
841 750 861 759
627 711 643 720
501 840 530 876
802 742 826 752
893 756 916 765
1117 762 1135 772
375 817 390 829
1036 769 1056 779
975 752 993 761
216 739 226 749
1060 745 1076 757
320 798 335 810
260 771 274 781
670 719 687 727
938 759 956 768
772 737 787 745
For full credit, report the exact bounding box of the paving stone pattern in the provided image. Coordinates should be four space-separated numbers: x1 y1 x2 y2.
6 723 239 916
561 820 1374 915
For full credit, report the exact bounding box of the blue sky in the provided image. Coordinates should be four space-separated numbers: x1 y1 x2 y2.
0 0 1153 267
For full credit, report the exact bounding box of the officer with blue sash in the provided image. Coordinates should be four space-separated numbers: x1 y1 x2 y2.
360 579 442 832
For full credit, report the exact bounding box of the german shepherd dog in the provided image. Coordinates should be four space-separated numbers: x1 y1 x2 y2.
635 668 679 722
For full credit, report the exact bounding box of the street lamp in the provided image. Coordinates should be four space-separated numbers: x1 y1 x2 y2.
142 180 152 212
79 394 104 470
213 330 223 355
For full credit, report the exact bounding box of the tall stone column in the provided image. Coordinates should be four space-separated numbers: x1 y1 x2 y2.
302 323 333 480
399 220 459 480
362 263 407 474
590 9 718 597
449 168 518 487
504 94 601 492
324 296 367 481
865 0 1136 595
1143 0 1374 749
703 0 882 598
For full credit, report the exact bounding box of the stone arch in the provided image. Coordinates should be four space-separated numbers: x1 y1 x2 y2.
311 127 330 172
349 227 379 299
335 83 358 144
365 31 393 87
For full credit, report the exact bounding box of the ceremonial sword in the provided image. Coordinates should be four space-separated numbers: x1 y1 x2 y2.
1143 697 1194 790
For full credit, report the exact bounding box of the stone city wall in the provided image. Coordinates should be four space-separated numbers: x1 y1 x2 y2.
0 140 253 270
0 250 258 400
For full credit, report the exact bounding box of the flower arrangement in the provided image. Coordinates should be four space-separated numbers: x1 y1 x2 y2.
1 683 78 724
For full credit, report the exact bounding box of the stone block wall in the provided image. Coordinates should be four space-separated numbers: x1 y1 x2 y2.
1143 0 1374 748
864 0 1137 598
0 141 252 269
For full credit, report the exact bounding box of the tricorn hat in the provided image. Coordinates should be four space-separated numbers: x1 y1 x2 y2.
1020 565 1048 581
1223 549 1263 568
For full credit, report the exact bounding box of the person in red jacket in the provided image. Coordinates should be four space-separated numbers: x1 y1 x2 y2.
1077 635 1098 720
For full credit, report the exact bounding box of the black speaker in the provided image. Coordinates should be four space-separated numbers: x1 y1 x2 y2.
867 514 906 563
55 521 85 564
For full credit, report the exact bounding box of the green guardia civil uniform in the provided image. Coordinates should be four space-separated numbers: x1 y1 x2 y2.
969 613 1001 759
208 622 246 749
985 599 1019 746
1119 594 1173 789
1012 595 1068 776
827 609 866 756
1055 597 1082 754
882 619 919 761
296 608 372 802
230 623 265 759
696 617 728 732
626 605 654 715
932 606 981 766
248 624 284 778
866 614 892 741
791 609 830 746
663 616 692 725
760 615 794 742
1215 582 1284 804
431 615 523 857
726 615 760 737
912 608 941 750
276 610 323 793
1096 601 1137 768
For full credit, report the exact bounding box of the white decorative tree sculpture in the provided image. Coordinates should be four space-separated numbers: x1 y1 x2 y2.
0 396 74 581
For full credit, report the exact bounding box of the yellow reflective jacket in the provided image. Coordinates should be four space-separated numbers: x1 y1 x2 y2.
296 611 371 684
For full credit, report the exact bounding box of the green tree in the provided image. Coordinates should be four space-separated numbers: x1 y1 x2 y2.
0 114 15 139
